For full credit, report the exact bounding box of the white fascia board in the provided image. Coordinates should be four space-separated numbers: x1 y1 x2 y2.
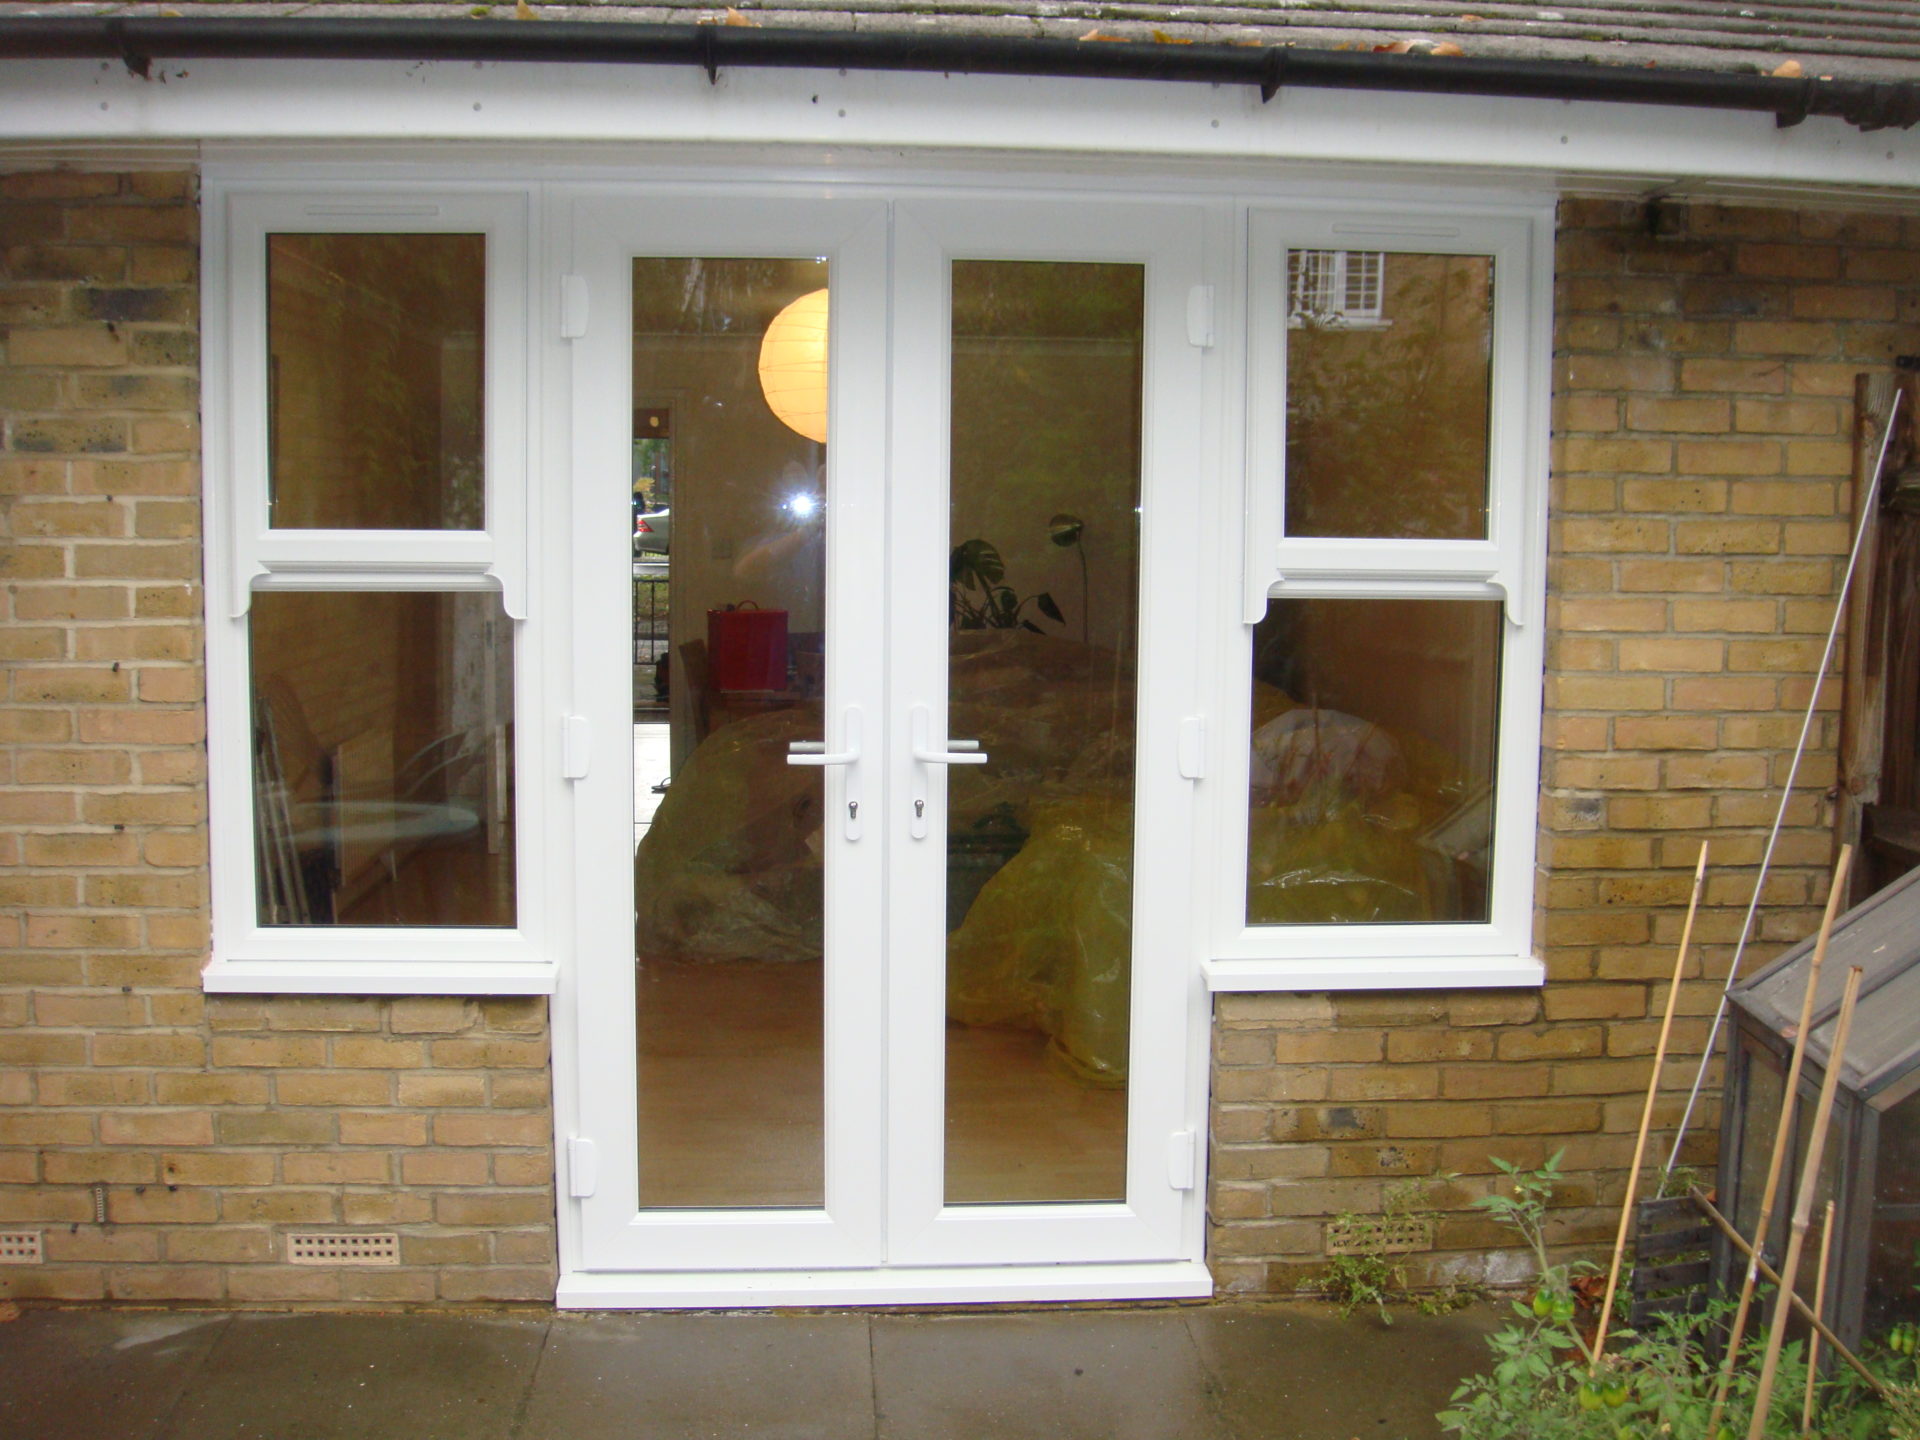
1 58 1916 197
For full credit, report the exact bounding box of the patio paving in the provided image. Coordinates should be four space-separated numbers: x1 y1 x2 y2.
0 1298 1502 1440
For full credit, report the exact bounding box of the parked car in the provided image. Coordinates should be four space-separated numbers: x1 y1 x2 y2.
634 506 671 554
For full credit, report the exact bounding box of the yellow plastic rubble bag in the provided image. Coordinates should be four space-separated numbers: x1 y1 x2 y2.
946 796 1132 1088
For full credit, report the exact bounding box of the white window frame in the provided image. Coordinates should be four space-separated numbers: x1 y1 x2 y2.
201 181 552 994
1204 203 1550 992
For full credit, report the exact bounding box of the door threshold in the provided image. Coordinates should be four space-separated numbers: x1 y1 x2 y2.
556 1260 1213 1310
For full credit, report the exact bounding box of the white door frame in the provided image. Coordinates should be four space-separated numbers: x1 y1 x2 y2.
554 180 1218 1307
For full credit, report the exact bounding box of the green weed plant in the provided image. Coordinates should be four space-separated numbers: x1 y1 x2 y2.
1440 1151 1920 1440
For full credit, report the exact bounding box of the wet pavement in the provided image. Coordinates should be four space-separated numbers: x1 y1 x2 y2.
0 1299 1502 1439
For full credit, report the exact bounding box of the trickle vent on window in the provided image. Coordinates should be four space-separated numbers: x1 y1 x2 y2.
0 1232 43 1264
1325 1215 1432 1257
287 1232 401 1267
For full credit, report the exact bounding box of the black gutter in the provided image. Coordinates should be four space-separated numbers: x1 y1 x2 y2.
3 15 1917 131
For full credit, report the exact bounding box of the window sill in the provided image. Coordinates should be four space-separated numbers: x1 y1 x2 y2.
1201 953 1544 993
202 955 558 996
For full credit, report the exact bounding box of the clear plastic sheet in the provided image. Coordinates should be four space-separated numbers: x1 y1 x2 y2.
1244 681 1476 926
633 705 825 965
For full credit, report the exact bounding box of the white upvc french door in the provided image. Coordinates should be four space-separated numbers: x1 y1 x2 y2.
568 193 891 1274
881 198 1209 1270
560 184 1212 1302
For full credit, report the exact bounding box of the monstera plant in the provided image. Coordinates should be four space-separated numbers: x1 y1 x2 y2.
948 537 1064 632
949 513 1085 634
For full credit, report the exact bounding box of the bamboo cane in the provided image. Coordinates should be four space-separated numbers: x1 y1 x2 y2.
1802 1199 1836 1436
1591 842 1708 1370
1706 845 1853 1438
1746 964 1864 1440
1690 1190 1889 1401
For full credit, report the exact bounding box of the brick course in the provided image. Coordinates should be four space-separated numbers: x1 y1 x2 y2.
1 169 555 1304
1208 197 1920 1296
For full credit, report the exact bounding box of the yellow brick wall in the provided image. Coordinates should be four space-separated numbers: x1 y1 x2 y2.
1208 197 1920 1295
0 169 555 1304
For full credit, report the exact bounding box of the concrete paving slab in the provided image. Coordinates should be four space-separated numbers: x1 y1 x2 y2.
0 1309 229 1440
1183 1301 1503 1440
152 1312 549 1440
871 1306 1232 1440
516 1312 876 1440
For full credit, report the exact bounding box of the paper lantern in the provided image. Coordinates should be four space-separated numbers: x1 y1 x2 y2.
757 288 829 445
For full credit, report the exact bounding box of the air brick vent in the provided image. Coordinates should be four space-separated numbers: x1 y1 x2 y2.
287 1232 401 1267
1324 1215 1433 1257
0 1232 43 1264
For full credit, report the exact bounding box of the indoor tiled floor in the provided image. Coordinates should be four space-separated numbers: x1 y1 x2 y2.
0 1300 1502 1440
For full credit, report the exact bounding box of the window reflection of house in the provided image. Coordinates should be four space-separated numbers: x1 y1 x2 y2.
1287 249 1386 329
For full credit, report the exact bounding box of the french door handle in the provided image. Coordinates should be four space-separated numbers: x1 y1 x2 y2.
908 705 987 841
785 706 862 767
786 706 862 840
909 705 988 767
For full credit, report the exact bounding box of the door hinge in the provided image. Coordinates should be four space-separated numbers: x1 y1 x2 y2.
560 273 589 340
1167 1130 1198 1191
1177 715 1207 781
1185 285 1215 349
567 1136 598 1198
561 714 591 780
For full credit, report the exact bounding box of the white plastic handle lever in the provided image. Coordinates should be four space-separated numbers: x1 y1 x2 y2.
786 707 862 840
786 707 862 768
909 705 988 766
908 705 988 840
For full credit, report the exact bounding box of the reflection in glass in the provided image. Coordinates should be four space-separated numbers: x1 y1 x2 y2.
250 591 514 927
1246 597 1501 926
944 260 1142 1204
267 234 486 531
1733 1042 1787 1242
1285 250 1494 541
1868 1094 1920 1338
627 257 829 1209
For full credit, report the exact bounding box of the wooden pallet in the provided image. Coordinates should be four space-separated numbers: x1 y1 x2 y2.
1629 1194 1714 1327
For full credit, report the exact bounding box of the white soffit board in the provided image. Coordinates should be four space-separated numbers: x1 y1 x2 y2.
0 58 1915 200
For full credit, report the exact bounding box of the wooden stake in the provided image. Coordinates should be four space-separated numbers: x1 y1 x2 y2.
1746 964 1863 1440
1707 845 1853 1438
1691 1190 1888 1402
1802 1199 1836 1435
1591 842 1708 1370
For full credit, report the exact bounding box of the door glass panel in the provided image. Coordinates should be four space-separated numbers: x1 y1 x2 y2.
629 257 829 1208
250 590 514 926
1285 249 1493 540
944 260 1141 1205
1246 596 1502 926
267 233 486 530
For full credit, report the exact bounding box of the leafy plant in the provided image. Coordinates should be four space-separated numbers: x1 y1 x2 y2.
1316 1178 1444 1325
1320 1228 1404 1326
1440 1150 1902 1440
949 537 1065 632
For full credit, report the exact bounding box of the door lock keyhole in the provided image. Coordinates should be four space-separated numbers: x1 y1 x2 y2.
914 799 925 819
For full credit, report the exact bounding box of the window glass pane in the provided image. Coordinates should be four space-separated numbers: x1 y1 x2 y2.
1868 1095 1920 1338
626 257 829 1210
267 233 486 530
944 259 1141 1204
1733 1039 1786 1240
251 591 514 927
1246 597 1500 925
1285 250 1493 541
